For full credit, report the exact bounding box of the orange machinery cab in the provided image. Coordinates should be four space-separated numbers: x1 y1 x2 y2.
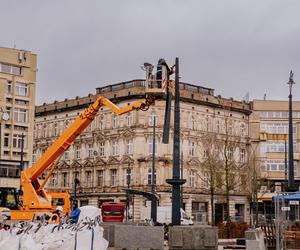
48 191 71 216
101 202 125 222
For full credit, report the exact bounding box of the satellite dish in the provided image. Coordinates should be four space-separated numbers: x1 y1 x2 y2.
2 112 9 121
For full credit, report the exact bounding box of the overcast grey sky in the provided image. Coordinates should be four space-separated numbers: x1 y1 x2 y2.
1 0 300 104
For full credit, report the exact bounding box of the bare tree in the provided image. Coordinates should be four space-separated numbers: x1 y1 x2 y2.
247 143 262 227
198 117 250 232
199 133 222 226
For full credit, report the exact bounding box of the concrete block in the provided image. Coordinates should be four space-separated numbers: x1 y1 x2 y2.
169 225 218 250
245 228 265 250
114 225 164 249
100 222 138 247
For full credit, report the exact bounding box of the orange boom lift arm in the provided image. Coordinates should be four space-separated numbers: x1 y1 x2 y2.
20 95 156 212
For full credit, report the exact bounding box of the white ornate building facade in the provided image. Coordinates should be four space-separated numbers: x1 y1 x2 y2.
34 80 252 224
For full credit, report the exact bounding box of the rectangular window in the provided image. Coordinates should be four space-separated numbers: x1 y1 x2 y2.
32 150 37 163
189 141 196 156
215 119 220 133
99 142 105 157
6 81 12 94
204 117 209 131
126 139 133 155
203 149 209 159
112 141 119 156
127 113 133 127
75 145 81 159
189 170 196 187
62 172 68 187
85 171 92 187
4 133 9 147
15 99 28 105
240 149 245 162
64 149 70 160
240 123 246 137
99 115 105 130
147 168 156 185
14 108 27 123
228 122 233 135
88 144 93 158
97 170 104 187
54 123 59 137
111 169 117 186
148 137 158 155
74 171 80 181
13 134 25 149
1 64 11 73
201 172 209 189
189 115 196 130
15 82 28 96
50 173 57 186
227 147 234 161
149 112 157 126
12 65 21 75
124 168 132 186
112 114 118 129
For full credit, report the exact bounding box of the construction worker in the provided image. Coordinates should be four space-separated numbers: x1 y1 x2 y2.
156 59 174 90
48 206 63 224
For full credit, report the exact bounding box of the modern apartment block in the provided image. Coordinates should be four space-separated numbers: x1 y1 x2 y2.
250 100 300 220
0 47 37 188
34 80 251 224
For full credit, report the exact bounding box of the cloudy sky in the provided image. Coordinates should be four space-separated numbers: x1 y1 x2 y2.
1 0 300 104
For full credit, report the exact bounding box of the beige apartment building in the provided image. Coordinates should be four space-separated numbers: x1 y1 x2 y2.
34 80 251 224
0 47 37 188
250 100 300 221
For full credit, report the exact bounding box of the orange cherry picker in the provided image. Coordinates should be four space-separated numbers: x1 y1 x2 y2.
0 61 172 222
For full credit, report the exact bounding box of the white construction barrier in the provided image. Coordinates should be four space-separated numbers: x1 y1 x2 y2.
0 206 108 250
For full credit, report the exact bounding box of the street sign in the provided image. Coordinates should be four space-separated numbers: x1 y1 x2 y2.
289 200 299 205
281 207 291 211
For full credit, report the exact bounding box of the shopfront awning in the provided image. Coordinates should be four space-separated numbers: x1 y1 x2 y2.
258 192 275 201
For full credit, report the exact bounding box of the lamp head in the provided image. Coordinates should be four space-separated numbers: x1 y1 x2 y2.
287 70 296 87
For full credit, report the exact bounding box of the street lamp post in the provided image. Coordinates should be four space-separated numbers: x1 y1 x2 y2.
166 58 186 225
151 116 157 223
126 164 131 222
287 71 297 221
285 138 288 191
287 71 296 192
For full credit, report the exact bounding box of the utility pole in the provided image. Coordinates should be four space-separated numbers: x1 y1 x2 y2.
287 71 296 192
126 164 131 222
151 116 157 223
166 57 186 225
287 71 297 221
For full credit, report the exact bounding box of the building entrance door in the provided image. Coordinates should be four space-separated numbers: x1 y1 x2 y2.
215 203 224 224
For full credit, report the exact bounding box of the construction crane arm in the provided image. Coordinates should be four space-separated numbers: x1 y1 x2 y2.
20 95 155 210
